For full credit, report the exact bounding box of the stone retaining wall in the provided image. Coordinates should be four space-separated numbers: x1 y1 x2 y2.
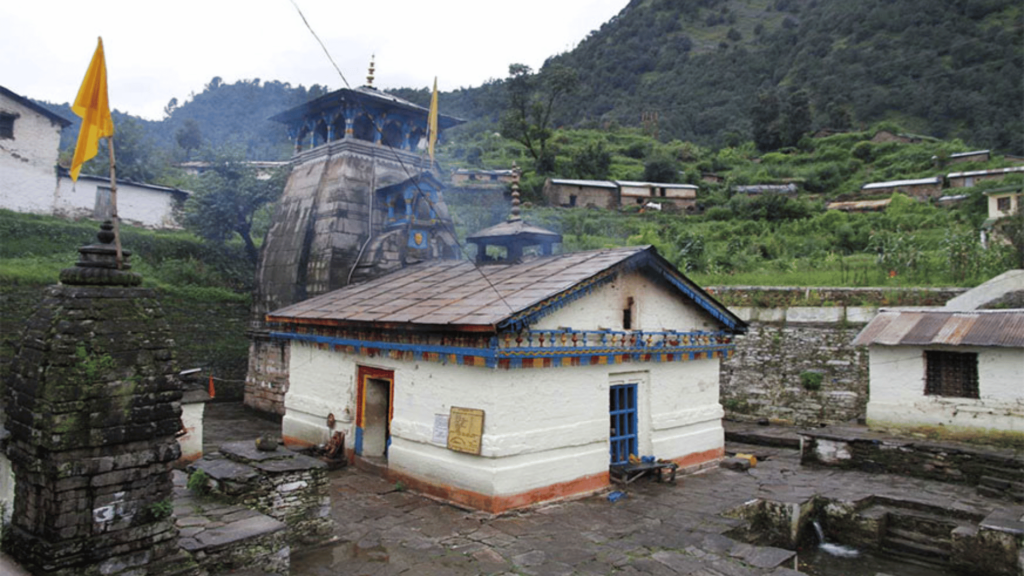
721 306 874 425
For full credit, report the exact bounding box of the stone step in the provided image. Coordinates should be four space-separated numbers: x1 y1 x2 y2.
980 463 1024 481
886 509 959 538
881 535 951 563
979 475 1024 492
879 546 952 569
885 526 951 549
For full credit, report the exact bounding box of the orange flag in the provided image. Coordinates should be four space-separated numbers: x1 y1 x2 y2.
70 37 114 181
427 77 438 163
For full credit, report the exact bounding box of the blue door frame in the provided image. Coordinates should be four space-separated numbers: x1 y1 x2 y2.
609 383 638 465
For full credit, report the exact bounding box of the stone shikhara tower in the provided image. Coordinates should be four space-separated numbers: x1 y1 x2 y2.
4 222 187 575
246 72 462 415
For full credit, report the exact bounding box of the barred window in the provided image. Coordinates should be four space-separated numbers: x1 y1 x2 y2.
925 351 979 398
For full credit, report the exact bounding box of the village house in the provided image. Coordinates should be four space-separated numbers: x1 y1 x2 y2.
943 149 990 165
732 184 798 195
825 198 892 213
860 176 944 200
853 270 1024 439
542 178 699 212
542 178 621 209
617 180 698 212
1 85 189 229
265 210 746 511
54 169 189 229
984 186 1021 221
947 166 1024 188
178 160 288 179
450 167 520 188
0 85 71 215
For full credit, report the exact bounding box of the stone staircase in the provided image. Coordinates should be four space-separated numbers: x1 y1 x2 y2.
880 507 959 567
852 498 982 570
976 463 1024 503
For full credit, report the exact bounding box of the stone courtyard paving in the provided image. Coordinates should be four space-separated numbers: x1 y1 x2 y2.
197 404 1016 575
287 444 1012 576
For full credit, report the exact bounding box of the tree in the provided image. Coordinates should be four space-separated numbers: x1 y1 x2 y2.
81 115 160 183
751 90 782 152
175 119 204 159
643 153 679 183
568 139 612 180
181 155 287 264
499 63 578 172
781 89 812 147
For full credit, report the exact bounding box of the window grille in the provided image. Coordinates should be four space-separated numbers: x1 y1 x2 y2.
925 351 979 398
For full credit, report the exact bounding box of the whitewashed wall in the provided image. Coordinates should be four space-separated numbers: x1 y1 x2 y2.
0 93 63 214
54 177 184 229
284 344 723 499
866 345 1024 432
532 270 716 333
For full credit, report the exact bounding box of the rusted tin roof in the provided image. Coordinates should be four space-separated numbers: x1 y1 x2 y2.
853 309 1024 348
267 246 746 333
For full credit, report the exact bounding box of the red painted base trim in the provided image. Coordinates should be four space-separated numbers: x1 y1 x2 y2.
283 435 316 450
382 467 611 514
667 447 725 471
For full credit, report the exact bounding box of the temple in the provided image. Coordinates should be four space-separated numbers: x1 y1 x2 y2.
247 64 464 414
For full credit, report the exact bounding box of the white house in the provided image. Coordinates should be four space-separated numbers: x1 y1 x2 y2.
266 245 746 512
1 85 190 229
0 85 71 214
854 271 1024 437
55 170 189 229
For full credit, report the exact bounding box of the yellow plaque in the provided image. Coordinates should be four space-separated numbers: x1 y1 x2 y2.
447 407 485 455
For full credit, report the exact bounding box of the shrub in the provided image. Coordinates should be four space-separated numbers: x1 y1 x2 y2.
800 371 824 391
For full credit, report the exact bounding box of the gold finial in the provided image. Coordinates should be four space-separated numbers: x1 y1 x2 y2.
367 55 375 87
509 183 521 222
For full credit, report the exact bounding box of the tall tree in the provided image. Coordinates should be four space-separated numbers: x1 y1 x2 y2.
181 155 286 264
751 90 782 152
499 63 578 172
175 118 204 159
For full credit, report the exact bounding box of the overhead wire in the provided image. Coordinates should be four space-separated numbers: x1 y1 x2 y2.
287 0 517 314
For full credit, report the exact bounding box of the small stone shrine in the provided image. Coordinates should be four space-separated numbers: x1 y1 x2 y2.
4 221 191 575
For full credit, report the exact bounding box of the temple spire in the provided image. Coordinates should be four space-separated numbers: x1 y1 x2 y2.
366 55 376 87
509 183 522 222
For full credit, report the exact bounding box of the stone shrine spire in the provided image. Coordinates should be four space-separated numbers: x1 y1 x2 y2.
366 55 375 87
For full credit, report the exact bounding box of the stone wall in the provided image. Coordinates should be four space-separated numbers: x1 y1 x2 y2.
715 286 965 426
721 308 872 425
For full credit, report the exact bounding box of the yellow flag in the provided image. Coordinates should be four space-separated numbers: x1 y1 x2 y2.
70 37 114 181
427 77 438 163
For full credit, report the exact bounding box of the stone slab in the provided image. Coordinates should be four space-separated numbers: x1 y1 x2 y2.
193 515 287 550
194 457 258 482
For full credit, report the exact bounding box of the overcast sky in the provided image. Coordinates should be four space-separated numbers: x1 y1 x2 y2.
2 0 627 120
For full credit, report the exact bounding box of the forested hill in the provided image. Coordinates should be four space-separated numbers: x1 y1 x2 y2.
539 0 1022 153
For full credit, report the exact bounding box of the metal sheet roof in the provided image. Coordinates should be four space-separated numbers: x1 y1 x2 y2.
548 179 618 188
862 177 942 190
853 310 1024 348
268 246 745 333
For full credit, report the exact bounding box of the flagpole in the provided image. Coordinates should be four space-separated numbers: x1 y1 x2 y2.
107 136 123 269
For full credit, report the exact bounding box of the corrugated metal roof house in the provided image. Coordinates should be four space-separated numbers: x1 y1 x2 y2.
855 272 1024 437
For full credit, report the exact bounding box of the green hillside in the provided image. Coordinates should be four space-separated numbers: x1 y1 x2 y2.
543 0 1023 153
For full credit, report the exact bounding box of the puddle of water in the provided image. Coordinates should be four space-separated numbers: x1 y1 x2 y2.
290 541 391 574
798 548 957 576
